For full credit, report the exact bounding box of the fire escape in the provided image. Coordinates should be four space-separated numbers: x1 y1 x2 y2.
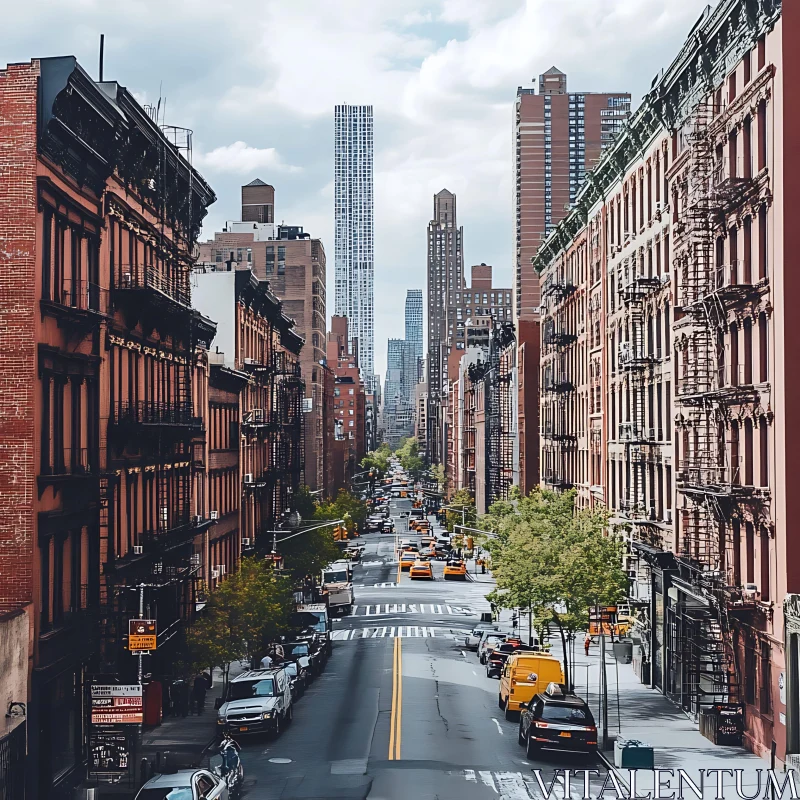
484 320 517 504
541 274 576 490
617 251 662 542
672 100 768 714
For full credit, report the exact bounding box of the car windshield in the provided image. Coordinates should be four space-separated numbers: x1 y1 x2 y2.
324 569 349 583
291 610 328 633
227 678 276 700
284 662 298 676
285 643 310 657
137 788 193 800
542 704 592 724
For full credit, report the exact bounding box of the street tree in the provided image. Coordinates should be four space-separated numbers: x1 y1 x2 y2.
188 557 293 683
314 488 368 534
445 487 476 533
394 436 425 479
486 489 627 688
361 443 391 476
279 521 341 582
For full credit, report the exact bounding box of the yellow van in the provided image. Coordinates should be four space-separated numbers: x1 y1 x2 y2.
498 652 564 719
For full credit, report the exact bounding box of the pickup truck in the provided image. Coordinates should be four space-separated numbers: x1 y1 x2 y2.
321 562 354 615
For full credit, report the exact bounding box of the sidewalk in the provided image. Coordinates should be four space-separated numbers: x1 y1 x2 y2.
469 564 768 795
560 638 765 797
140 664 242 769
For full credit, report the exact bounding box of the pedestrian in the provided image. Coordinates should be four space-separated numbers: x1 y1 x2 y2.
260 652 273 669
584 634 592 656
172 678 189 717
191 673 207 715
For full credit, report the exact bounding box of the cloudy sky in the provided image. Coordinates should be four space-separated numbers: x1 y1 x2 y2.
3 0 712 378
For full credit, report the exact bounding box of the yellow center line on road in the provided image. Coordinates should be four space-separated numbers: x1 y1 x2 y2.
388 636 402 760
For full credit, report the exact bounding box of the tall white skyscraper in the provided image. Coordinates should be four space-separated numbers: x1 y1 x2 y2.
334 104 374 387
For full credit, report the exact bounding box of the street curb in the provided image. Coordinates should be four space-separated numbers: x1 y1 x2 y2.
596 750 631 793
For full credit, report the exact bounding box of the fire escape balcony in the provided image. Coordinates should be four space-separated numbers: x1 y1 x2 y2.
115 263 191 311
542 276 576 304
111 400 203 430
618 342 658 371
542 328 577 348
618 274 663 303
140 515 208 555
543 374 574 393
273 351 302 378
543 471 573 490
712 159 755 212
38 447 98 487
542 425 577 442
42 279 110 327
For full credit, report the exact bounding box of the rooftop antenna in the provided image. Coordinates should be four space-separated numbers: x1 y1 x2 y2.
99 34 105 82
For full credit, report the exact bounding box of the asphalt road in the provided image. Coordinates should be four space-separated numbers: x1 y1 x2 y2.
238 497 607 799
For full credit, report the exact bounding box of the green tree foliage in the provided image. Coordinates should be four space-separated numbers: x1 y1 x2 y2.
361 443 392 476
484 488 628 688
446 488 477 532
394 436 425 480
279 523 341 582
314 488 368 534
293 485 318 519
188 557 293 680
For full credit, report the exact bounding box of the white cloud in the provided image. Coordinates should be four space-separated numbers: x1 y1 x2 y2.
0 0 712 377
195 141 301 175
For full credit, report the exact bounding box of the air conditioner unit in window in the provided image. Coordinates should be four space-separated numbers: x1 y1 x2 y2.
210 510 219 520
191 514 202 525
242 538 252 547
123 272 132 286
211 569 219 579
244 474 254 484
217 565 226 576
665 509 673 524
190 553 201 565
742 583 760 601
133 545 143 555
626 569 637 579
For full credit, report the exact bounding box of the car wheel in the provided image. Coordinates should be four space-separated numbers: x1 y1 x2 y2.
273 714 281 737
526 734 539 760
504 703 517 722
498 694 505 710
518 723 525 746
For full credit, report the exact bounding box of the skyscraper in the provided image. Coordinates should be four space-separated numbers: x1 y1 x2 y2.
384 339 416 448
513 68 630 322
426 189 463 463
404 289 423 377
334 104 375 387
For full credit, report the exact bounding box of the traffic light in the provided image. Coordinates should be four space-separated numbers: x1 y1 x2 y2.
466 536 474 551
333 525 347 541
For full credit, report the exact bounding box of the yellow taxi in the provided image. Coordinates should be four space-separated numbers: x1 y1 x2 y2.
409 559 434 580
399 551 417 571
443 558 467 580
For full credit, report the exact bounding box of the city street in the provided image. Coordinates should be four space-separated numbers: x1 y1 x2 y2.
238 498 608 799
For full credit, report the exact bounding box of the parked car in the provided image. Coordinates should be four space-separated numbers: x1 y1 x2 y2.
443 559 467 580
465 623 498 650
518 682 597 758
283 660 308 699
135 769 228 800
486 641 524 678
478 632 506 664
366 516 383 532
215 668 293 736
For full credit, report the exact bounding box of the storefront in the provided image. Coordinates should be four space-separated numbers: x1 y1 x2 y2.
784 595 800 762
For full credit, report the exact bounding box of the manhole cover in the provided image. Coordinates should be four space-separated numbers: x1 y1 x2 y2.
269 757 292 764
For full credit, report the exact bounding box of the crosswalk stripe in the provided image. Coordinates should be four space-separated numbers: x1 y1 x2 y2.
352 603 474 617
331 626 455 641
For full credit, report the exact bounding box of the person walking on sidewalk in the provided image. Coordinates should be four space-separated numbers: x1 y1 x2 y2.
584 633 592 656
191 673 207 715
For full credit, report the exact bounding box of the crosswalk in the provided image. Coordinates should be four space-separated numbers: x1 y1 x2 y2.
351 603 473 617
331 626 456 641
460 770 584 799
371 582 397 587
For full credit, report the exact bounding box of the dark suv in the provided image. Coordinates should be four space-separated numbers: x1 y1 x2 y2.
518 683 597 758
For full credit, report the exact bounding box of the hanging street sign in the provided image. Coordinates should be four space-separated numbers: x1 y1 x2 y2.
128 619 157 651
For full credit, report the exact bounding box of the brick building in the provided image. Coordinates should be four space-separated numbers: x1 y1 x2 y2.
327 316 366 483
534 0 795 764
196 181 329 495
0 56 221 798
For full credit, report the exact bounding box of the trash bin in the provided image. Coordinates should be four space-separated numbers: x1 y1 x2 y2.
614 738 654 769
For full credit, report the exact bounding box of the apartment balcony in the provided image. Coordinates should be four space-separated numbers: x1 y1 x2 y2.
541 276 576 304
543 374 574 393
543 472 573 490
38 446 98 488
42 279 109 327
619 274 664 303
273 351 302 378
712 158 755 210
110 400 202 431
115 262 191 310
542 329 577 348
